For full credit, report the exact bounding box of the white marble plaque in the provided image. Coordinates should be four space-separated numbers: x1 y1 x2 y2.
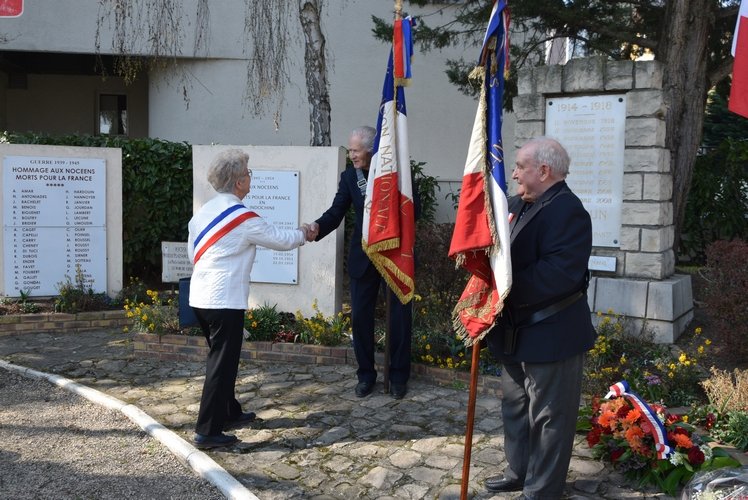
242 170 300 284
161 241 193 283
545 95 626 247
589 255 617 272
3 156 107 296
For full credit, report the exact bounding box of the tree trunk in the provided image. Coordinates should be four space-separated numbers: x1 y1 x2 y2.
298 0 331 146
658 0 714 256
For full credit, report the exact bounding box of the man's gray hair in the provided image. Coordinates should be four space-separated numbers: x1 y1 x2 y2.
526 136 571 178
350 126 377 152
207 149 250 193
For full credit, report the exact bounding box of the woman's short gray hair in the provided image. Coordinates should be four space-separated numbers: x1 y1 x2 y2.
207 149 250 193
350 126 377 153
526 136 571 178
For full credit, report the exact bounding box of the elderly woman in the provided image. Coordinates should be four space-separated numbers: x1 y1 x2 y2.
188 148 309 449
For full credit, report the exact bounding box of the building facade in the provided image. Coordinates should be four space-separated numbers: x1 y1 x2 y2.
1 0 517 222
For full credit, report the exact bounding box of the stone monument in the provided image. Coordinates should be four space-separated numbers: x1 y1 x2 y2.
513 57 692 343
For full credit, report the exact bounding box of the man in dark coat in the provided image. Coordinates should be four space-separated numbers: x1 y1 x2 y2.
484 136 597 499
306 126 413 400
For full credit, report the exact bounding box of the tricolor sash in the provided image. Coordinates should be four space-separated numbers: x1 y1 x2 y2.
192 204 258 264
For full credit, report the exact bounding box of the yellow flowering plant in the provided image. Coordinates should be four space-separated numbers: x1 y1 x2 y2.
584 311 710 407
294 299 350 347
123 289 181 336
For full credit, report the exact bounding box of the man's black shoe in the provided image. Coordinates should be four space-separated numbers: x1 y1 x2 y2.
355 381 375 397
484 476 523 492
390 383 407 400
223 411 256 431
192 432 239 450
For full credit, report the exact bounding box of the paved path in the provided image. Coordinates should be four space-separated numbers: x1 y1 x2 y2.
0 330 675 499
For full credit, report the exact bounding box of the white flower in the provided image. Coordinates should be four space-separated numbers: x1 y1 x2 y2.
669 452 686 466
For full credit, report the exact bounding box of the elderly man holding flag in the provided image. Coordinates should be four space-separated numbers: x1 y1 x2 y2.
449 2 595 498
306 15 417 400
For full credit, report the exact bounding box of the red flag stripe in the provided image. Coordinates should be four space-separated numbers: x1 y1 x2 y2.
730 13 748 118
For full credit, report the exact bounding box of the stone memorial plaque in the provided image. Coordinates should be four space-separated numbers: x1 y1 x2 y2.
545 95 626 248
243 170 300 284
3 156 107 296
161 241 193 283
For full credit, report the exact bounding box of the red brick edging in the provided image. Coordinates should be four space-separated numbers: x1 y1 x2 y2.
133 332 502 397
0 310 129 336
0 310 501 396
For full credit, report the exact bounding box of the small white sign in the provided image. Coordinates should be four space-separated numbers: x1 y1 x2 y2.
589 255 617 272
161 242 193 283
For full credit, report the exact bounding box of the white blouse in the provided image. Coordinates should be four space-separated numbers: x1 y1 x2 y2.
187 193 305 310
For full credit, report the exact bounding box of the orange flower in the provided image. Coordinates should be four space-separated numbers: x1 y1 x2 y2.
599 409 618 429
625 425 646 451
670 432 693 449
624 408 642 424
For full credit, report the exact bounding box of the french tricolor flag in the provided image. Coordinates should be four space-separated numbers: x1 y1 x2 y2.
448 0 512 345
729 0 748 118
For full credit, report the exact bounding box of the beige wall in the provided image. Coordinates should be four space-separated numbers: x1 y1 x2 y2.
0 0 518 223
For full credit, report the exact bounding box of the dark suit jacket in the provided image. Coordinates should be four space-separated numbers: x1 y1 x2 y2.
487 181 597 363
315 165 420 280
315 165 372 278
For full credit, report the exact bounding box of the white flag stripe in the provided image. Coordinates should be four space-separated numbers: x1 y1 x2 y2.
733 0 748 56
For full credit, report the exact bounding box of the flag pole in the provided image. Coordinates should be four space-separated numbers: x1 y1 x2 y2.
461 342 481 499
382 0 405 396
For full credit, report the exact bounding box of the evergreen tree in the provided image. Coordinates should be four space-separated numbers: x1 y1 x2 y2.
374 0 743 253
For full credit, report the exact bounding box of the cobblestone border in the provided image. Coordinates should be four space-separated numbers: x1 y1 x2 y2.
133 333 503 397
0 310 129 336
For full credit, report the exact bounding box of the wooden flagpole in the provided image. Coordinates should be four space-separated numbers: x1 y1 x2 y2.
461 342 482 499
382 0 405 396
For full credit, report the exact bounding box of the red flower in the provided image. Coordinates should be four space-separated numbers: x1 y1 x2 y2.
610 449 625 462
705 413 716 430
587 427 602 447
687 446 705 466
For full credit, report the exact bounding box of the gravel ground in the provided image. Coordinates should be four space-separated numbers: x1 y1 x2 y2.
0 369 224 500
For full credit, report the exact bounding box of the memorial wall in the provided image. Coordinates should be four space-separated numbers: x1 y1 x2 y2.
513 58 693 343
0 144 123 298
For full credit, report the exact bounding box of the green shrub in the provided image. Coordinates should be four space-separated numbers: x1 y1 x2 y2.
681 139 748 262
55 264 112 314
244 304 292 342
710 411 748 451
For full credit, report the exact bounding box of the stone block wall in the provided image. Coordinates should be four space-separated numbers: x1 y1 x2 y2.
514 57 692 342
